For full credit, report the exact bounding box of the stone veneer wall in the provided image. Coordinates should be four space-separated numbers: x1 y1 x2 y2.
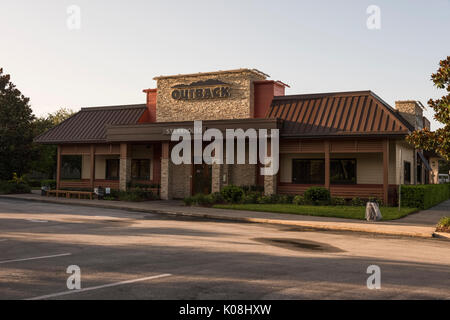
170 162 192 199
229 164 257 186
155 70 266 122
395 101 423 130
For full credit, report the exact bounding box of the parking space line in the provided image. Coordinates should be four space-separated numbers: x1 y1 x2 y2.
0 253 72 265
27 273 172 300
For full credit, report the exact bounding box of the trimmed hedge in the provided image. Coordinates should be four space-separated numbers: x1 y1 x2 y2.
401 184 450 209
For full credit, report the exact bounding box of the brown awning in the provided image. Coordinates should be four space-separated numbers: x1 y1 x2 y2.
34 104 147 144
106 118 282 142
267 91 414 138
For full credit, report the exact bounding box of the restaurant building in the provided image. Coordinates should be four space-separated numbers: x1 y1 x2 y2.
35 68 441 204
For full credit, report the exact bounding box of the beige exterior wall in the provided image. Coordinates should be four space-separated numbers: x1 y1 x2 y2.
155 69 265 122
279 151 399 185
95 155 119 180
393 140 415 185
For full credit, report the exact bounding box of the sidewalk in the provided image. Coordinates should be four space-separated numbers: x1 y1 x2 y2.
1 191 448 239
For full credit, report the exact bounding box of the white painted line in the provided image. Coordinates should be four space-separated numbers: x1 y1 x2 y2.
0 253 72 265
27 273 172 300
0 239 8 242
27 219 48 223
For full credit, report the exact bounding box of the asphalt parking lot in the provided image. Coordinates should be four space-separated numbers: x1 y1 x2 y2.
0 198 449 300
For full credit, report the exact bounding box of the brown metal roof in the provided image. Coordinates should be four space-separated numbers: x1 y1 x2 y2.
35 104 147 144
266 91 414 138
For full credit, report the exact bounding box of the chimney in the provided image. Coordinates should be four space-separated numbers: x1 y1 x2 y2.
139 88 157 123
253 80 289 118
395 100 424 130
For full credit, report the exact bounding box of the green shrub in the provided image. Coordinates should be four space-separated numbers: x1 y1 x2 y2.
276 195 292 204
221 185 244 203
401 184 450 209
117 188 153 202
293 195 305 205
190 193 214 206
28 180 42 188
330 197 346 206
183 196 194 206
436 216 450 233
304 186 331 203
0 181 31 194
351 197 365 206
41 179 56 189
437 216 450 228
257 195 273 204
240 191 260 204
241 185 264 194
210 192 225 204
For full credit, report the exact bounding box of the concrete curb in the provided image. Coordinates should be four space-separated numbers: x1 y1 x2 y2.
0 195 436 239
433 232 450 240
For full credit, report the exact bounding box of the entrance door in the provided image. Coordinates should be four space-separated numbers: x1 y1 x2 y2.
193 164 212 195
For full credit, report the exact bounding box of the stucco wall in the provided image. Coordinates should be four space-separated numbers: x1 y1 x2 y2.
280 152 394 185
393 141 415 184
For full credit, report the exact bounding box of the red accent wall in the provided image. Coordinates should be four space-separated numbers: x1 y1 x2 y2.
253 81 286 118
139 88 157 123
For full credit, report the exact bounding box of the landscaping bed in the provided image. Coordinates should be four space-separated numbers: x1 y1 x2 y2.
213 203 418 221
184 185 419 221
436 217 450 233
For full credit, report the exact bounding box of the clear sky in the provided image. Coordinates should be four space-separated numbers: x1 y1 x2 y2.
1 0 449 129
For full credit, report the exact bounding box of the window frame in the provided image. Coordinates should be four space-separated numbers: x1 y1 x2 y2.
291 158 357 185
131 159 151 181
105 159 120 181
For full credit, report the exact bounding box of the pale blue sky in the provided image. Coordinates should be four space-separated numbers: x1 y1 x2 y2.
1 0 449 129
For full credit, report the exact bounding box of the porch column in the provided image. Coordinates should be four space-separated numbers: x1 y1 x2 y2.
119 143 131 191
264 140 277 195
324 140 330 190
160 142 172 200
383 139 389 204
212 163 227 193
56 145 61 190
90 144 95 189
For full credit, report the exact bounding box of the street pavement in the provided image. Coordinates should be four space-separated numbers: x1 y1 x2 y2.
0 198 449 300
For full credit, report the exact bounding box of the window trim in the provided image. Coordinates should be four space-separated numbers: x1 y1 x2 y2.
131 159 151 181
291 158 357 185
105 159 120 181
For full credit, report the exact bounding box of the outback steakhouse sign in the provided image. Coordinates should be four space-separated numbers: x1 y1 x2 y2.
171 79 231 100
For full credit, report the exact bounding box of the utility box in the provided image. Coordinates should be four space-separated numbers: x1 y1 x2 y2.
365 202 382 221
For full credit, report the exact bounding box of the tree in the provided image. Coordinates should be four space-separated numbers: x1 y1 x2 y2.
0 68 35 180
31 108 75 178
406 56 450 160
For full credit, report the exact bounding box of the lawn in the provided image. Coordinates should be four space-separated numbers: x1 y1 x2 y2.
213 204 418 220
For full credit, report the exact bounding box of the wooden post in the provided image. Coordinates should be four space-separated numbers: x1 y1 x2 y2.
56 145 61 190
324 140 330 190
383 139 389 205
90 144 95 189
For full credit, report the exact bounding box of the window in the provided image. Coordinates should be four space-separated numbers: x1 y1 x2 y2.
106 159 120 180
292 159 325 184
61 155 81 180
292 158 357 185
417 164 422 184
330 159 356 184
404 161 411 184
132 159 150 180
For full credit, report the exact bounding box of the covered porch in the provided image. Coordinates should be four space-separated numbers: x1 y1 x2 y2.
275 138 396 204
56 143 161 192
